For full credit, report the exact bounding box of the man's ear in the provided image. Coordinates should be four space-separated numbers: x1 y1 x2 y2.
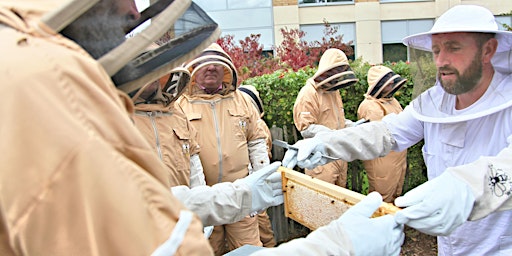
483 38 498 64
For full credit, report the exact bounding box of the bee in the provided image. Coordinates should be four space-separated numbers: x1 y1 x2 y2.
488 164 509 197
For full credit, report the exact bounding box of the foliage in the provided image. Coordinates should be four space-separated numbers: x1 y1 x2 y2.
217 34 281 81
242 68 316 129
217 21 354 81
273 20 354 71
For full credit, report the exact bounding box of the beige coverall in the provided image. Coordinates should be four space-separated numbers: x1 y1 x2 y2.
132 94 203 187
239 85 276 248
0 1 212 255
257 120 277 248
177 45 269 255
293 49 351 187
358 97 407 202
357 65 407 203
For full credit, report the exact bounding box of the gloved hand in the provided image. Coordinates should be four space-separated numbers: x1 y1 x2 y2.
282 137 331 170
394 171 475 236
339 192 404 256
234 161 283 213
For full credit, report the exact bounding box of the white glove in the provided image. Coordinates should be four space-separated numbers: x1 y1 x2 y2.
394 171 475 236
344 119 355 128
340 192 404 256
248 138 270 172
282 137 332 170
250 192 403 255
189 154 206 187
203 226 214 239
282 122 393 170
234 161 283 213
300 124 332 138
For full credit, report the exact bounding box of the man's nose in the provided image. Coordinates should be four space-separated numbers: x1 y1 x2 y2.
206 63 219 70
435 50 450 68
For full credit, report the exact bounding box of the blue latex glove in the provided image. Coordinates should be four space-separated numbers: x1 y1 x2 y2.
394 171 475 236
282 137 332 170
235 162 283 213
340 192 404 256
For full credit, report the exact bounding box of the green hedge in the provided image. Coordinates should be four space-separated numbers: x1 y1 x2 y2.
243 59 428 194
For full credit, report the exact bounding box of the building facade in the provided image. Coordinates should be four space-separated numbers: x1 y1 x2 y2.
193 0 512 64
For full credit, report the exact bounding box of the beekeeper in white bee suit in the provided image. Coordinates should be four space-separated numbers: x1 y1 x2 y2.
283 4 512 255
0 0 404 255
357 65 408 203
293 48 358 187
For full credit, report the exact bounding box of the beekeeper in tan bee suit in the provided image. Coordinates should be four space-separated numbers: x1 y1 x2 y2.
0 0 216 255
293 48 358 187
131 44 206 188
239 84 277 248
357 65 408 203
176 43 271 255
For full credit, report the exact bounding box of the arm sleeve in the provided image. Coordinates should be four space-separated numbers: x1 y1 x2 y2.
315 121 396 161
447 135 512 220
293 83 320 132
171 182 253 226
189 154 206 188
248 138 270 171
251 222 352 256
381 105 425 152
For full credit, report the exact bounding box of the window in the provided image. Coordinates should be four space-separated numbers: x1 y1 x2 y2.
299 0 354 5
300 23 356 60
300 23 355 45
496 15 512 31
194 0 271 11
381 19 434 62
194 0 274 50
379 0 431 3
382 44 407 63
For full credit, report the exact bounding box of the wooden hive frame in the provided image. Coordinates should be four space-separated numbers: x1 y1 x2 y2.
279 166 400 230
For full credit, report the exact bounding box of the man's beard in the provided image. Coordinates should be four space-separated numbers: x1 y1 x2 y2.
438 49 483 95
60 1 130 59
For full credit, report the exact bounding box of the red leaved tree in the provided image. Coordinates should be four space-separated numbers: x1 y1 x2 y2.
217 21 354 82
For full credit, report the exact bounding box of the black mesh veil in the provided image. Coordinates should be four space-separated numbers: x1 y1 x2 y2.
41 0 219 94
106 0 220 93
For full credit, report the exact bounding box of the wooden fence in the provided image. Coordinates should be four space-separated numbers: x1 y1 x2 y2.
268 125 311 244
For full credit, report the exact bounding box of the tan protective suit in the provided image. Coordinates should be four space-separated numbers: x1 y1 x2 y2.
256 120 276 247
0 1 212 255
177 44 269 255
239 85 276 248
132 88 204 187
293 49 357 187
357 66 407 203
